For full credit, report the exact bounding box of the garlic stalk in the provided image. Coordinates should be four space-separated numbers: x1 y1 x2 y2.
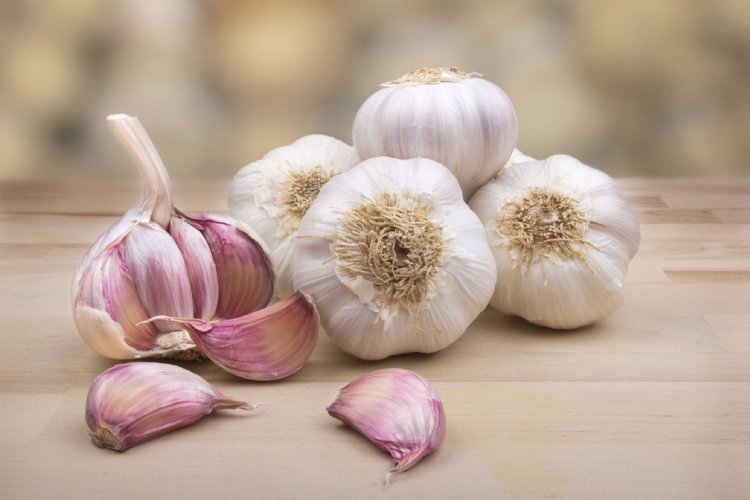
72 114 275 360
327 368 446 482
352 67 518 200
229 135 360 296
293 156 496 360
152 291 319 381
469 154 641 329
86 362 254 451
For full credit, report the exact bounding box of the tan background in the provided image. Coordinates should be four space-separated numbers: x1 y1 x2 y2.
1 0 749 181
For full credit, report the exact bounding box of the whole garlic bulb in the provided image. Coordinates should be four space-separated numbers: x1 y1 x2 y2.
352 67 518 200
229 135 359 296
72 114 275 360
293 156 496 360
469 155 641 329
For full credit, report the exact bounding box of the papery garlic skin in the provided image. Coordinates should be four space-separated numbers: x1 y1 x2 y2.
86 362 250 451
469 154 641 329
294 156 496 360
352 67 518 200
230 135 360 297
158 291 319 381
327 368 445 476
72 115 274 360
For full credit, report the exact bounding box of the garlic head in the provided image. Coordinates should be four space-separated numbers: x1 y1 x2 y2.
469 154 641 329
230 135 360 296
352 67 518 200
72 115 274 360
293 156 496 360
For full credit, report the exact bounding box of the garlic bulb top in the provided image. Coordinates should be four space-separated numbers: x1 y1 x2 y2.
293 156 497 360
352 67 518 200
73 114 274 360
469 154 641 329
230 135 360 296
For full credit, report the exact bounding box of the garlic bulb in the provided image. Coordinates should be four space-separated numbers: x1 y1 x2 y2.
229 135 360 296
155 291 319 381
469 154 641 329
293 156 496 360
327 368 445 481
86 362 254 451
73 114 274 360
352 67 518 200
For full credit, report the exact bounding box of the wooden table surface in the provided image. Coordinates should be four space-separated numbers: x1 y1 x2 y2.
1 178 748 499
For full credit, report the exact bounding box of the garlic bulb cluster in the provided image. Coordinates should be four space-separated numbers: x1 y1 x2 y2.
86 362 254 451
157 291 319 381
294 156 496 360
469 154 641 328
229 135 360 296
327 368 445 482
72 114 275 360
352 67 518 200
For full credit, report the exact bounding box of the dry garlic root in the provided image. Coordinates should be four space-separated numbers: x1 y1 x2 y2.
327 368 445 485
230 135 360 296
72 114 275 360
86 362 257 452
469 154 641 328
294 156 496 360
353 66 518 200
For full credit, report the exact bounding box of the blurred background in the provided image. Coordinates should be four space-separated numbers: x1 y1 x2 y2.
1 0 748 181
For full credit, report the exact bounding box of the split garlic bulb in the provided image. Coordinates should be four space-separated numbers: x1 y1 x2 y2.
72 114 274 360
352 67 518 200
229 135 360 296
469 155 641 329
293 156 496 360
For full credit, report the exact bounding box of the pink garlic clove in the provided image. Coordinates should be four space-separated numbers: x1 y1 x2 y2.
188 214 275 318
156 291 319 381
327 368 446 480
85 362 253 452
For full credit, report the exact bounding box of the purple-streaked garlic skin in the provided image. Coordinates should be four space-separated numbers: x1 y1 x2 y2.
72 114 277 360
169 215 219 321
163 291 319 381
194 214 275 319
85 362 248 452
327 368 446 473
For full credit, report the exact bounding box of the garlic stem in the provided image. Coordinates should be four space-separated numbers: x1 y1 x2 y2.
106 114 173 229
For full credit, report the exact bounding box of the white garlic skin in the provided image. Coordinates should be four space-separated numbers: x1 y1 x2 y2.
469 154 641 329
229 135 360 297
352 68 518 200
293 156 496 360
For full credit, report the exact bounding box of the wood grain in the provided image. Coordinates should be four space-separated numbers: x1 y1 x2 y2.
1 178 749 499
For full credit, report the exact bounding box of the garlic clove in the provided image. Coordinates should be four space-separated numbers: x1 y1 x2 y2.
121 222 194 333
86 362 252 451
169 215 219 321
327 368 446 480
156 291 319 381
190 214 275 318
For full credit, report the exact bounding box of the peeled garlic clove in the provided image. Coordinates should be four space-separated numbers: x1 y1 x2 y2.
159 291 319 381
327 368 446 478
187 214 275 318
168 215 219 321
469 154 641 329
353 67 518 200
86 362 251 451
229 134 360 297
293 156 496 360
